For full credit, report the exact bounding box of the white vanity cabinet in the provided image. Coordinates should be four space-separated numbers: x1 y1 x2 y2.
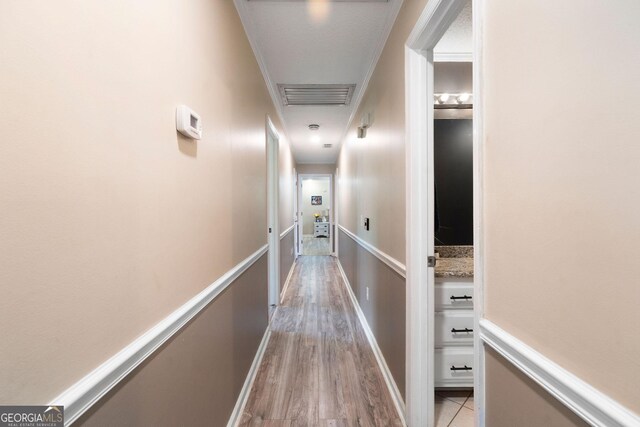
434 277 474 388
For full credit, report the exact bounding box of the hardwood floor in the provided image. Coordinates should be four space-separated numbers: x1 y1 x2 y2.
302 235 332 256
240 256 403 426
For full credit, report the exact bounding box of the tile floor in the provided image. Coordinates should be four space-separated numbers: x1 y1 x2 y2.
435 390 474 427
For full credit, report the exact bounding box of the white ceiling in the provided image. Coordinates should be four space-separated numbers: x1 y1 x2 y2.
235 0 471 164
236 0 402 164
434 1 472 58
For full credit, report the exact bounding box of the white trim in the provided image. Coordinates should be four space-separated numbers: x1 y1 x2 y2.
227 328 272 427
334 167 340 258
267 115 280 313
279 224 294 240
433 52 473 62
480 320 640 427
405 2 469 426
279 259 296 304
337 0 404 149
336 260 407 427
49 245 269 426
293 168 299 259
472 1 486 425
337 225 405 278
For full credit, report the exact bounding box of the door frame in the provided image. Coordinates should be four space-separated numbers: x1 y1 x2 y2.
297 173 334 256
266 115 280 315
293 168 299 259
404 1 482 426
334 167 340 258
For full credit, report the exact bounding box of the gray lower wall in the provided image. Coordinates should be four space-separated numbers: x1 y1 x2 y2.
485 347 588 427
76 254 269 427
338 228 406 398
280 226 295 294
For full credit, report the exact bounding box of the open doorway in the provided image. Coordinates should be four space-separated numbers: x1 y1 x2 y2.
405 0 477 426
298 174 332 256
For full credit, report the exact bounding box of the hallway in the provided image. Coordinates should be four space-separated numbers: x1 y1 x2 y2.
240 256 402 426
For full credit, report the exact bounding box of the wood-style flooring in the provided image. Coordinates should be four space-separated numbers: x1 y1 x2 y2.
302 235 332 256
240 256 403 426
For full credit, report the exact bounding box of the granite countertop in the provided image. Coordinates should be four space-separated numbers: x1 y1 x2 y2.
434 246 474 278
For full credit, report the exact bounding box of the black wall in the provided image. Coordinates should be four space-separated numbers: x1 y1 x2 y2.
434 119 473 245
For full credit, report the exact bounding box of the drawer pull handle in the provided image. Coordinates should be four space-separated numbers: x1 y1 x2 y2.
450 295 472 301
450 365 473 371
451 328 473 334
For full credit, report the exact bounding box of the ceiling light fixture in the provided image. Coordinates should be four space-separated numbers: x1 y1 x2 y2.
309 124 320 131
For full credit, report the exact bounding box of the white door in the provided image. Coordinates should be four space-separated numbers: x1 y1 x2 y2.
266 117 280 317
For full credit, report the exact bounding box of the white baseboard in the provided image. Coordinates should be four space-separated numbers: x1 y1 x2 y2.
280 259 296 304
49 245 269 426
337 225 406 278
480 319 640 427
336 260 407 426
227 328 272 427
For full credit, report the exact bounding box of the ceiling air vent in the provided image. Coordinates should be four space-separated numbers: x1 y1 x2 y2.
323 143 333 148
278 84 356 106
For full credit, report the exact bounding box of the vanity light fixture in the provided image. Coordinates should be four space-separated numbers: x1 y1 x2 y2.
437 93 450 104
456 93 470 104
434 92 473 108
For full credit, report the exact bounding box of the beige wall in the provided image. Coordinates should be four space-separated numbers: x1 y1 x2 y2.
335 0 428 399
301 178 330 235
339 230 406 398
279 136 296 233
483 0 640 415
76 256 268 427
337 0 428 263
280 229 295 293
0 0 288 408
485 348 588 427
296 163 335 176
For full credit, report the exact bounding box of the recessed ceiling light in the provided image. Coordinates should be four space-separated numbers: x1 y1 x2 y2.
309 124 320 131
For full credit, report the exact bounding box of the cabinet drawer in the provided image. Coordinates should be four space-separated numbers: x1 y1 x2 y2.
435 312 474 347
435 348 474 387
435 281 474 310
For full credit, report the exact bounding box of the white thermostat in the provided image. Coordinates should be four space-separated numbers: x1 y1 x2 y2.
176 105 202 140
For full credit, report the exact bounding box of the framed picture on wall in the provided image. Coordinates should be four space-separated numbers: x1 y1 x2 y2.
311 195 322 205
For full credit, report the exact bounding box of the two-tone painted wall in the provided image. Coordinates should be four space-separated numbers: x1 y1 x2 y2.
0 1 295 425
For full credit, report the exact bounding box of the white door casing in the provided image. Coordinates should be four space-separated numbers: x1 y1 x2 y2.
405 1 471 426
266 116 280 315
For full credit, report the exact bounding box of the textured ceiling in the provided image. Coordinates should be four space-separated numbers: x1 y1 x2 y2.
434 0 472 57
237 1 401 164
